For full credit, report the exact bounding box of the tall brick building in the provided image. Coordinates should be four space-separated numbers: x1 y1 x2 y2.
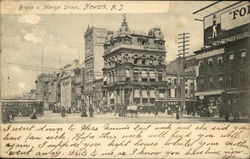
193 1 250 118
84 27 108 108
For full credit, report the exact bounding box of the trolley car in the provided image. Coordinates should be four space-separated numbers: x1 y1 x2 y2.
1 99 44 120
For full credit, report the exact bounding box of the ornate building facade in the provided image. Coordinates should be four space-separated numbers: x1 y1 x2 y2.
102 15 168 112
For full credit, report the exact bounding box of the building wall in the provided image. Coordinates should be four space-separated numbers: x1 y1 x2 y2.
196 47 225 93
84 27 108 107
102 21 167 111
60 77 71 108
35 73 56 109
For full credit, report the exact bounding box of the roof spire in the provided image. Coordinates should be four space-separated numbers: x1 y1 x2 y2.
122 14 126 23
119 14 130 33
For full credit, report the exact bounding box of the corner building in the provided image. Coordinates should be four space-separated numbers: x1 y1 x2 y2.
102 16 168 112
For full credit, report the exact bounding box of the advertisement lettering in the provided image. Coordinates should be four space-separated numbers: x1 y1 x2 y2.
221 3 250 30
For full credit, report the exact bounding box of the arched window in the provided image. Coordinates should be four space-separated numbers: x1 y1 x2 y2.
133 55 138 64
125 69 131 81
158 70 163 81
158 56 163 65
142 55 146 65
149 56 154 65
217 57 223 65
124 54 129 62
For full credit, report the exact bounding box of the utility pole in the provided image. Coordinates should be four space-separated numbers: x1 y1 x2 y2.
177 32 190 117
42 46 44 73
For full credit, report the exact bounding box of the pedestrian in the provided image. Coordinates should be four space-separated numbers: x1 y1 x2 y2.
61 107 66 117
89 105 94 117
176 104 179 120
31 109 37 119
81 106 87 117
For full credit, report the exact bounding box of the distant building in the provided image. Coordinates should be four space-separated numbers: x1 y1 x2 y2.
166 55 197 114
92 78 103 112
60 60 82 112
84 27 109 107
35 73 57 109
193 1 250 117
48 72 60 109
102 15 168 112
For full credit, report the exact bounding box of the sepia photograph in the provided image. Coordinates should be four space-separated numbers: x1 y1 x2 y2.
0 0 249 158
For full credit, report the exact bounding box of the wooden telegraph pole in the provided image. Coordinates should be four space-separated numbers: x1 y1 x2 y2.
177 33 190 117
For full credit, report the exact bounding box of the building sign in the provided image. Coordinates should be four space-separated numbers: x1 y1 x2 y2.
203 2 249 45
212 31 250 46
221 3 250 30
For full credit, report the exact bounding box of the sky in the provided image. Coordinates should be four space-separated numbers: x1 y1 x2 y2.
1 1 215 97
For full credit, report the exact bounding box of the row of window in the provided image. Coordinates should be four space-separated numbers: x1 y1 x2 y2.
85 70 94 80
104 69 165 84
198 71 247 89
198 50 247 67
105 54 164 67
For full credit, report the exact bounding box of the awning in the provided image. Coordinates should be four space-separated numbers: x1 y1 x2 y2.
110 92 115 99
149 90 156 98
134 89 140 98
159 93 165 98
141 70 148 78
195 90 224 96
149 71 155 79
125 69 131 77
141 90 148 98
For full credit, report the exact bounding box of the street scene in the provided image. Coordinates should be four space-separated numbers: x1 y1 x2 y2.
1 1 250 123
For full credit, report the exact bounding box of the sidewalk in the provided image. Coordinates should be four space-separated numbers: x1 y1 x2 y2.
8 111 249 124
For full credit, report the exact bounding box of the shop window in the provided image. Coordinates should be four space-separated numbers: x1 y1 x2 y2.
134 98 140 104
142 98 148 104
